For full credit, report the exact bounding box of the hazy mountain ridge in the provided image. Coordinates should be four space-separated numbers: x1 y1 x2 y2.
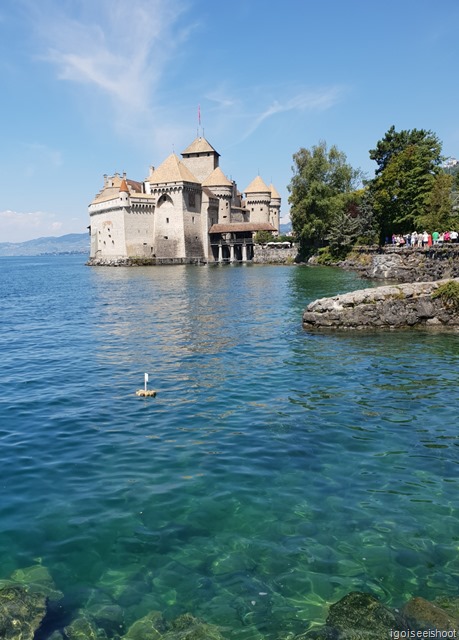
0 233 90 257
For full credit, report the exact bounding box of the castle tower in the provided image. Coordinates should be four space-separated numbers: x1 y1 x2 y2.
119 177 130 206
269 184 281 233
181 136 220 183
148 153 204 259
202 167 233 225
244 176 271 225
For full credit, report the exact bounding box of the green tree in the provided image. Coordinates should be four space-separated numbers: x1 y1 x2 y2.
253 230 274 244
419 172 455 231
368 126 443 240
288 141 362 254
326 210 362 258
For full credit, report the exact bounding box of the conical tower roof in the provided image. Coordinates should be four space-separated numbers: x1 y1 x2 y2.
245 175 270 194
119 178 129 193
202 166 232 187
182 136 219 156
269 183 281 199
149 154 199 184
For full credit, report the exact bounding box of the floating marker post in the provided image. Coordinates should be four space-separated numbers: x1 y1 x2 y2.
144 373 149 393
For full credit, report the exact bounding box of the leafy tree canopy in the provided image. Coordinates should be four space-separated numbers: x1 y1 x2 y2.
288 141 362 253
369 125 443 175
368 126 445 239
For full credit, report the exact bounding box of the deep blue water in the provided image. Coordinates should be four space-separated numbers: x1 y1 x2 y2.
1 255 459 639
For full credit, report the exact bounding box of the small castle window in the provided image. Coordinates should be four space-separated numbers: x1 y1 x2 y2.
166 218 169 223
192 216 195 224
164 236 168 240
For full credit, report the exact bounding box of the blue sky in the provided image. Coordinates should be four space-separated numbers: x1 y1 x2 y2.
1 0 458 242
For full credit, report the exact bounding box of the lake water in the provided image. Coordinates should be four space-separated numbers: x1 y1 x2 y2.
1 255 459 639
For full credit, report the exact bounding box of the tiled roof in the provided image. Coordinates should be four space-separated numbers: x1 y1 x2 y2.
182 136 219 156
244 176 270 194
202 166 232 187
269 183 281 199
127 179 143 192
119 178 129 193
149 154 200 184
209 223 276 233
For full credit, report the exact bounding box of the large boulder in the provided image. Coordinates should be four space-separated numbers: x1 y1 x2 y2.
303 279 459 330
302 592 407 640
0 585 47 640
402 596 458 632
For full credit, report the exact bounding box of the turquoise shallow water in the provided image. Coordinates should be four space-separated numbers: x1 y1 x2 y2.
1 255 459 638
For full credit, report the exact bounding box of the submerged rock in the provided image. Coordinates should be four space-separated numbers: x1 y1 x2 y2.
121 610 164 640
122 611 226 640
164 613 226 640
9 564 64 602
303 591 407 640
0 585 47 640
63 613 109 640
402 596 458 632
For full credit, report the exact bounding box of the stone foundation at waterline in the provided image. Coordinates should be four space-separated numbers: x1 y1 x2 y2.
253 244 299 264
302 279 459 331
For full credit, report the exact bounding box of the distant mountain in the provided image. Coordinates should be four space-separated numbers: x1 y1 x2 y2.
0 233 90 257
280 221 292 234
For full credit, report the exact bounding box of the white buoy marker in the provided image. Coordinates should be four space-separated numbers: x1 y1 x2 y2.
144 372 149 392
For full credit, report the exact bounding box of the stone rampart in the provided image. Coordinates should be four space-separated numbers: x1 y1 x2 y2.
253 244 299 264
302 279 459 331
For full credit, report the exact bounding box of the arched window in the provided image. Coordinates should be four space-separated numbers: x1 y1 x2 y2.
157 194 173 207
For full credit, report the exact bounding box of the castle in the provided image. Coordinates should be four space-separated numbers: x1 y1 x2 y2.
88 135 281 263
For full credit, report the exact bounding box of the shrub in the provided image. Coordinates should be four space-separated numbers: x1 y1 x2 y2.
432 280 459 310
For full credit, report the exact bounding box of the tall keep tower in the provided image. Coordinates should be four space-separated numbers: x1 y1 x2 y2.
181 137 220 183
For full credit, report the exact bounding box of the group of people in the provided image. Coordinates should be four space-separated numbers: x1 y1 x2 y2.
390 230 459 247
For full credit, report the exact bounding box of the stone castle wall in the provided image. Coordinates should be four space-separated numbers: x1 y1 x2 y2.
253 244 299 264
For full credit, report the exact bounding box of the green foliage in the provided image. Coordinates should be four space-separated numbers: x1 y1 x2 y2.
418 172 456 231
253 230 274 244
432 280 459 310
368 126 444 240
315 246 340 264
326 209 361 258
288 141 363 255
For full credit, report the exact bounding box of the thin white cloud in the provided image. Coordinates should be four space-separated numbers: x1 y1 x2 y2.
238 86 346 144
29 0 192 120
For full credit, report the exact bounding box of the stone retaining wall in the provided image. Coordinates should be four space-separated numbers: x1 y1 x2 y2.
86 257 206 266
302 279 459 331
339 246 459 282
252 244 299 264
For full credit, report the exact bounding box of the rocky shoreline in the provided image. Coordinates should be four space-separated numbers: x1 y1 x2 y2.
337 245 459 283
303 246 459 331
3 562 459 639
302 279 459 331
